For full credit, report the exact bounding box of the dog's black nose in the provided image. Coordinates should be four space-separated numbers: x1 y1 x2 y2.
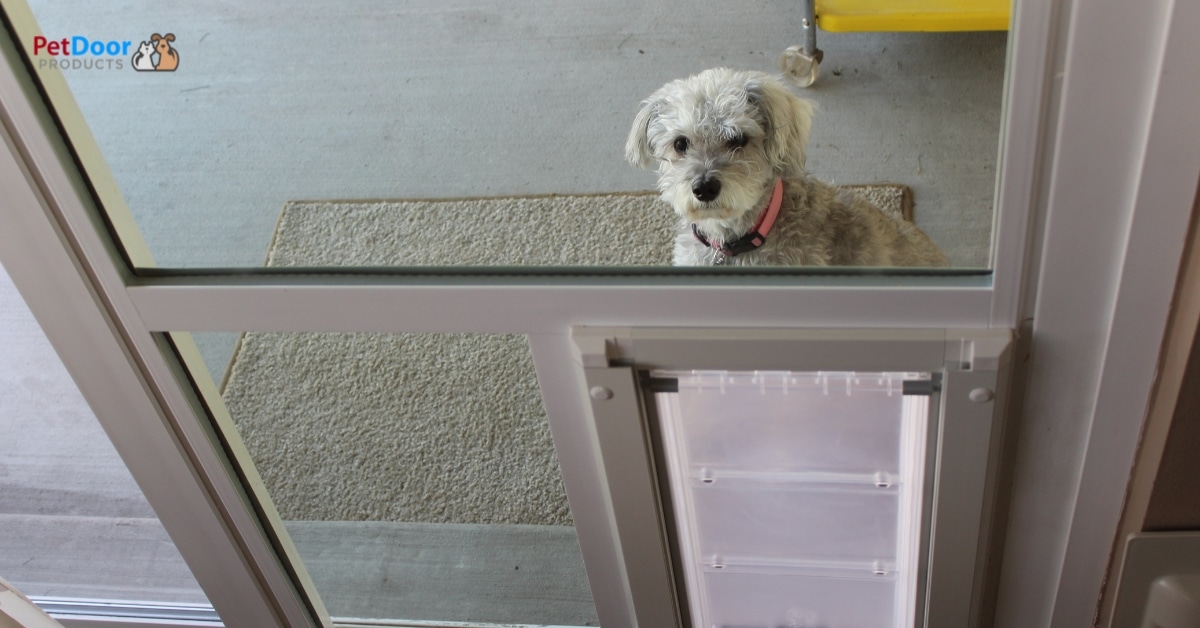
693 178 721 202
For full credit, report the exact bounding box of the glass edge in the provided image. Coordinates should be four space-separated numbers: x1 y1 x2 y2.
129 265 994 288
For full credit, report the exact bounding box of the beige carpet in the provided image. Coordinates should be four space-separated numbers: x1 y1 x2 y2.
222 186 912 526
265 185 911 267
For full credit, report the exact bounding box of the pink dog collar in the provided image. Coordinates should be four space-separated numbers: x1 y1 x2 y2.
692 178 784 258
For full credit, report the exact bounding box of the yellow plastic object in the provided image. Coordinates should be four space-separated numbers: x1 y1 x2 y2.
814 0 1010 32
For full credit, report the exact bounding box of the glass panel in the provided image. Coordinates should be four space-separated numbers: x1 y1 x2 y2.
184 331 598 626
655 371 930 628
0 264 212 618
11 0 1007 271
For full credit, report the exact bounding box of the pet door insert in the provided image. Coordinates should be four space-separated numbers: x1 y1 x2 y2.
653 370 932 628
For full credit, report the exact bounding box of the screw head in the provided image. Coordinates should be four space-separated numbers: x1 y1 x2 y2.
969 387 995 403
589 386 614 401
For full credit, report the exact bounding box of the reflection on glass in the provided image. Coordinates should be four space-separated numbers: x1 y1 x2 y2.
187 331 597 626
17 0 1006 270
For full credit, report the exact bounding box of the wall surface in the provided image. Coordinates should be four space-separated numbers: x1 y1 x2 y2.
1144 284 1200 530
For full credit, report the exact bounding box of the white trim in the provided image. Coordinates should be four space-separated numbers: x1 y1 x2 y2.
989 0 1060 327
1099 166 1200 626
53 621 219 628
528 332 641 628
571 365 681 627
126 280 996 333
1051 0 1200 623
993 0 1200 626
33 598 220 628
332 621 582 628
0 581 63 628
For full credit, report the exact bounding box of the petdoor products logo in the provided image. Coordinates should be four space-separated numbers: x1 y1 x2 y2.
131 33 179 72
31 32 179 72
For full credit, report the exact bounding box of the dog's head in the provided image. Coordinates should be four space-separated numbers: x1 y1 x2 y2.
626 68 814 224
152 33 176 55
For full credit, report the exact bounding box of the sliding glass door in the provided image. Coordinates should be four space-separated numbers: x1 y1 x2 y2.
0 0 1036 623
6 1 1198 627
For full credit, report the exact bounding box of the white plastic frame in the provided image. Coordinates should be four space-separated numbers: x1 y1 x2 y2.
0 0 1198 627
569 327 1013 628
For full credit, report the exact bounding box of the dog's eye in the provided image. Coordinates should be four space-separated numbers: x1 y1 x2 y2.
728 134 749 149
673 136 689 154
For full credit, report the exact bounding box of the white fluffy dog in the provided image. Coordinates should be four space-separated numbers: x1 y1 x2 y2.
626 67 949 267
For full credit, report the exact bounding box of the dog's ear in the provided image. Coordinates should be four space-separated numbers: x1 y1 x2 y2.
746 75 815 173
625 97 660 170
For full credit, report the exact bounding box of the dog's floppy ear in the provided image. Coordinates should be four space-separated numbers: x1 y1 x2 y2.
746 75 815 173
625 97 661 170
